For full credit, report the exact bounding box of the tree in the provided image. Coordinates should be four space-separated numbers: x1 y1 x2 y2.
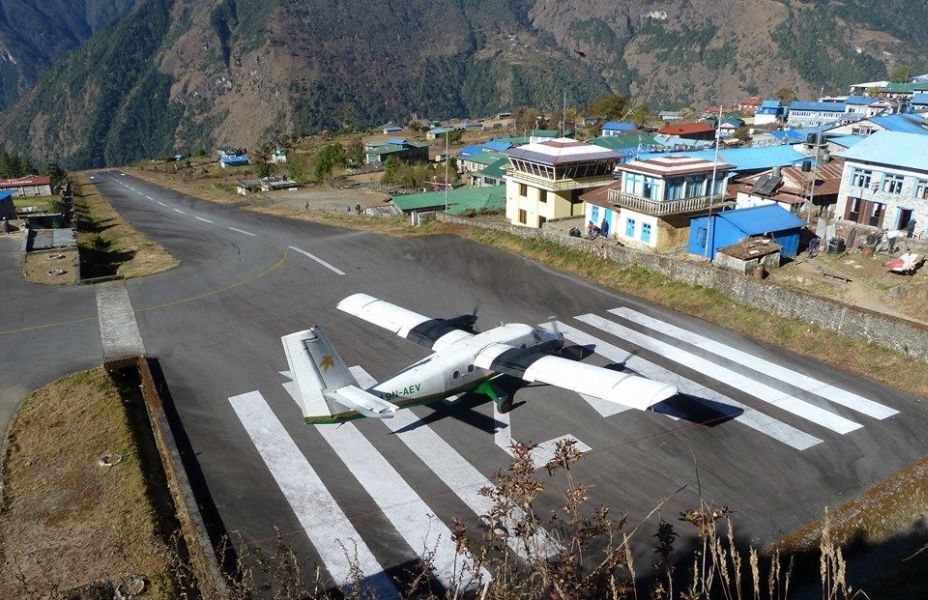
45 162 67 186
0 152 12 178
866 86 883 97
256 161 270 179
287 153 307 183
588 94 630 120
630 105 650 127
346 139 365 166
312 143 346 182
445 129 463 144
514 107 543 133
732 125 750 141
891 65 913 84
774 87 797 104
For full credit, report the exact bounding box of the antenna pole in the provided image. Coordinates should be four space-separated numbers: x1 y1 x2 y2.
444 130 449 210
705 104 723 259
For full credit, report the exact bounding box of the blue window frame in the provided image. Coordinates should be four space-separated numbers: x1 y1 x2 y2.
641 222 652 243
591 205 600 222
625 218 636 237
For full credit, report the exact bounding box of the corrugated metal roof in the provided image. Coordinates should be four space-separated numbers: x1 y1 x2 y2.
789 101 846 112
638 145 809 172
481 141 512 152
869 113 928 134
589 135 659 150
445 186 507 215
658 123 716 135
718 205 806 235
392 185 505 212
829 135 866 148
478 157 509 180
912 94 928 105
602 121 637 131
839 131 928 171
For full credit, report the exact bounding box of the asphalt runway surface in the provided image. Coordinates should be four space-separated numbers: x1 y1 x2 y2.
2 171 926 594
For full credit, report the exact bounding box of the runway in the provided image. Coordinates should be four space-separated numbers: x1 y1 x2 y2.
2 171 926 593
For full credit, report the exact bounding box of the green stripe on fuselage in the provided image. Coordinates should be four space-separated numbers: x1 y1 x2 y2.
304 375 496 425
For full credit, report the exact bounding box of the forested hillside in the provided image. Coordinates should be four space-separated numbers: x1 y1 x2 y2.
1 0 926 168
0 0 137 110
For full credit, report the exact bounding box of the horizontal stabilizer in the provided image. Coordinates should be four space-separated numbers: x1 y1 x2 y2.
327 385 397 419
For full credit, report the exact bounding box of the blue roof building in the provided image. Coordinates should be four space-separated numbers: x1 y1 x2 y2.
601 121 638 137
638 145 809 175
220 155 250 168
788 100 851 128
382 125 403 134
912 94 928 112
0 190 13 220
688 204 806 259
867 113 928 135
481 140 513 152
755 100 786 124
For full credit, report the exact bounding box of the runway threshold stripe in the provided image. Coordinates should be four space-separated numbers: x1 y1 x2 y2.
610 307 897 420
349 367 557 559
195 216 214 224
229 391 398 598
289 246 347 276
575 314 862 435
228 226 257 237
553 322 822 451
315 424 490 589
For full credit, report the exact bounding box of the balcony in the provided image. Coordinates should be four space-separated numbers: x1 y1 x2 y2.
607 189 731 217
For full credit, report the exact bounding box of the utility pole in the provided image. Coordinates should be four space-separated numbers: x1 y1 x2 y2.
444 130 450 210
805 123 823 225
704 105 723 259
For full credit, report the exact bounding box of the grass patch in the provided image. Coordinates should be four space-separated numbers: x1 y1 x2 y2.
0 368 174 597
73 173 180 279
22 248 80 285
12 195 55 210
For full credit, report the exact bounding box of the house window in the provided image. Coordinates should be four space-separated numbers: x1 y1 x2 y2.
641 222 652 243
851 168 872 189
625 218 636 237
519 183 528 197
882 174 905 195
539 189 547 203
915 180 928 200
518 209 527 224
591 205 600 222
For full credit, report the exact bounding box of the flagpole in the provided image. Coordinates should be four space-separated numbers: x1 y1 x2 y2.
704 104 723 259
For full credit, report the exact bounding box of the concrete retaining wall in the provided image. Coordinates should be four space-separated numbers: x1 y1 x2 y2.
437 213 928 362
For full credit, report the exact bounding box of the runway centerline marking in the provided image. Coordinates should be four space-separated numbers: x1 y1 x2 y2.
289 246 347 276
156 201 167 207
195 216 214 224
229 391 397 598
173 208 186 215
228 226 257 237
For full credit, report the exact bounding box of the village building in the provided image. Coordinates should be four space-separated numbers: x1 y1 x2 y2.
738 97 763 114
582 155 733 251
754 100 786 125
787 101 852 128
0 190 14 220
364 139 430 165
600 122 638 137
843 95 893 118
0 175 53 197
657 123 717 141
835 131 928 234
688 204 806 260
912 94 928 113
504 138 618 228
827 113 928 137
728 159 844 219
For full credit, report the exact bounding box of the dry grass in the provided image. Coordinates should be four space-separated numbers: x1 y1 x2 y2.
73 173 180 279
0 368 174 597
22 248 80 285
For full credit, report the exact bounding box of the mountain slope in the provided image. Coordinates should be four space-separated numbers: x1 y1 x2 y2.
0 0 137 110
1 0 927 168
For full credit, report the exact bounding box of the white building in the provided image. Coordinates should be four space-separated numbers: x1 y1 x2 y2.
835 131 928 234
504 138 619 228
583 155 733 252
0 176 53 197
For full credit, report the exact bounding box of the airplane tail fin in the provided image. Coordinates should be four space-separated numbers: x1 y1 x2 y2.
281 327 358 423
281 326 397 423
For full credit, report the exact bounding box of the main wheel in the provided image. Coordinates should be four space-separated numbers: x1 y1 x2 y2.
498 394 514 414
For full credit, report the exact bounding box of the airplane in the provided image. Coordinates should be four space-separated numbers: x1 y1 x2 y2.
282 293 679 424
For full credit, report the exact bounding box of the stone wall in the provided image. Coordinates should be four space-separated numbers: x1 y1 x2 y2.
437 213 928 362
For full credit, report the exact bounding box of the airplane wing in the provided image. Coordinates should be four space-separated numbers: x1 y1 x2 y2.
337 293 474 350
474 343 677 410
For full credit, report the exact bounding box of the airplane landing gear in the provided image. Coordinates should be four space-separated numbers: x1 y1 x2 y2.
475 379 513 412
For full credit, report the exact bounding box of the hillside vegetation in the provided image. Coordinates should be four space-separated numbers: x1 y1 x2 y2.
1 0 926 168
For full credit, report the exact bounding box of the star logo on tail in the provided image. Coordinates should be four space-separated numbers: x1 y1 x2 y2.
319 355 335 372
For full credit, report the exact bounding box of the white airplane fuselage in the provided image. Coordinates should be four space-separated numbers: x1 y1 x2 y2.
368 323 551 406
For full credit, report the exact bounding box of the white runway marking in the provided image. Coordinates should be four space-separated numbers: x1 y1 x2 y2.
228 226 257 237
229 391 397 598
144 195 153 201
95 281 146 360
610 307 898 420
173 208 186 215
157 201 167 207
349 367 556 558
576 314 861 435
315 424 489 589
555 322 823 451
289 246 347 276
195 216 214 224
280 377 488 587
493 404 592 469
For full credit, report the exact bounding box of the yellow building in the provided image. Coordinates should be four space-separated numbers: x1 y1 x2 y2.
504 138 619 228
